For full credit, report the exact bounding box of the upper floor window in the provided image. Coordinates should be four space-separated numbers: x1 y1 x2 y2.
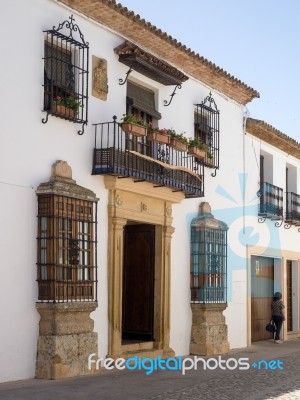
42 15 89 135
194 92 220 169
258 153 283 220
125 81 161 155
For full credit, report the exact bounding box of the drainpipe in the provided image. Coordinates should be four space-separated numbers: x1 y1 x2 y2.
242 107 250 235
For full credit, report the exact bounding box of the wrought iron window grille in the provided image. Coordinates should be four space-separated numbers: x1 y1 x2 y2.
190 203 228 304
37 194 98 303
42 15 89 135
194 92 220 173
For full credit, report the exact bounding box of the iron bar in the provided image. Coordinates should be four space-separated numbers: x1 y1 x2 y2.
42 16 89 134
119 65 133 85
258 182 283 220
164 84 182 106
92 118 204 198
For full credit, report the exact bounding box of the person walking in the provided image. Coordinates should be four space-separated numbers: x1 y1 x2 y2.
271 292 285 343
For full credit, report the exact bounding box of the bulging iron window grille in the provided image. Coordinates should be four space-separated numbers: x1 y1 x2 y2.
42 15 89 135
194 92 220 171
190 202 227 303
37 194 97 302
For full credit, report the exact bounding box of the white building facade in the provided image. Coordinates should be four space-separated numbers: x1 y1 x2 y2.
1 0 299 383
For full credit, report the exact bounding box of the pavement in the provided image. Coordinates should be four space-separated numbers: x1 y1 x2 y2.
1 338 300 400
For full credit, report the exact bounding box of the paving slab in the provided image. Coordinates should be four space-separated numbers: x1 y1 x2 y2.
0 338 300 400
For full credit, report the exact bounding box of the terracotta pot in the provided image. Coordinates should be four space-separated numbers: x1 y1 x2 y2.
121 122 147 137
147 131 170 144
54 104 76 118
206 157 214 166
187 146 206 159
169 138 188 152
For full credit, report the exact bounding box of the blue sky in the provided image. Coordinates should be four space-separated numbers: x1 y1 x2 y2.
120 0 300 141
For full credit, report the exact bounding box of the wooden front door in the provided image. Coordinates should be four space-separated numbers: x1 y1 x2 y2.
122 224 155 341
251 256 274 342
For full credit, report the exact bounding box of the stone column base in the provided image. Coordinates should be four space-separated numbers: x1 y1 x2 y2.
35 302 98 379
190 303 229 356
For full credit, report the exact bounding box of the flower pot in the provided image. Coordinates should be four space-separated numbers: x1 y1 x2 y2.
169 138 188 152
121 122 147 137
187 146 206 159
54 104 76 118
206 157 214 166
147 131 170 144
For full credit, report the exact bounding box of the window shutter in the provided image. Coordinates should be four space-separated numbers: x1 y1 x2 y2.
127 82 161 120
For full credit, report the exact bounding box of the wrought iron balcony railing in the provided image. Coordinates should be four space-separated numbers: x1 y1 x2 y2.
92 117 204 198
258 182 283 219
286 192 300 224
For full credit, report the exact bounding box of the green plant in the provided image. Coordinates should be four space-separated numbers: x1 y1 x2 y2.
188 137 213 158
188 137 206 150
157 128 170 136
53 96 82 112
121 114 146 126
169 129 188 143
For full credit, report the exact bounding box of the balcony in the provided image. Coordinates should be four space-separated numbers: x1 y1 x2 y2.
92 117 204 198
286 192 300 225
258 182 283 220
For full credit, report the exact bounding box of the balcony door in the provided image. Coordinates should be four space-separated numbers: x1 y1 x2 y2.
287 260 293 332
122 223 155 341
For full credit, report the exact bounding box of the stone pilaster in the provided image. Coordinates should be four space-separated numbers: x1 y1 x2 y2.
190 303 229 356
108 217 127 357
35 302 98 379
161 225 175 357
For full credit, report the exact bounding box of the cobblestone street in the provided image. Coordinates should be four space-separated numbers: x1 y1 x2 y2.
143 349 300 400
1 339 300 400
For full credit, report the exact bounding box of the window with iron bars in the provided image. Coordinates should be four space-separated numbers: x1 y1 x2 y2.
37 194 97 302
194 92 220 169
42 15 89 135
191 228 227 303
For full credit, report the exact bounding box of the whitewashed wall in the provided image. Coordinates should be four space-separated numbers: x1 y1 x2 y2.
2 0 300 384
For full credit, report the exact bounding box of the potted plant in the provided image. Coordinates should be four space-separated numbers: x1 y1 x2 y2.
52 96 82 118
205 151 214 165
187 137 207 159
168 130 188 152
121 114 147 137
147 127 171 145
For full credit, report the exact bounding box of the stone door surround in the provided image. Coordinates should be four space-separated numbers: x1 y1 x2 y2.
104 176 184 358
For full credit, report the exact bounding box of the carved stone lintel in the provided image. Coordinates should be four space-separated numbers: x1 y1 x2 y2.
141 202 148 212
116 193 123 206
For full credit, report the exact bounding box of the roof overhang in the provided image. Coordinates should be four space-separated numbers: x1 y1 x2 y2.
114 41 189 86
246 118 300 160
57 0 259 105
